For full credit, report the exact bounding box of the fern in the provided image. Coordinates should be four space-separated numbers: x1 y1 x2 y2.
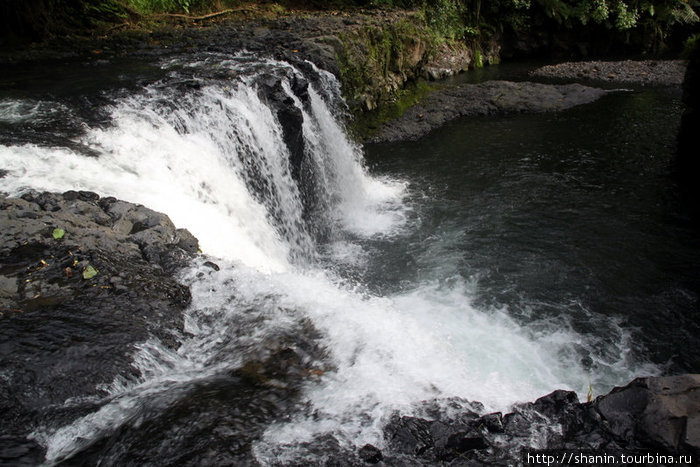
669 1 700 24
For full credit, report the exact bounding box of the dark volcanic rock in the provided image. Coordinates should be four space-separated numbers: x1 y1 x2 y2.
531 60 687 86
258 72 309 185
359 444 383 464
369 81 608 143
372 375 699 466
385 415 435 457
596 375 700 454
0 190 198 464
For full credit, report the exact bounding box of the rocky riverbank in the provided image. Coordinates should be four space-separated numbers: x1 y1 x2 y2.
0 8 492 119
1 191 697 465
366 59 687 143
355 374 700 465
0 190 197 462
1 8 697 465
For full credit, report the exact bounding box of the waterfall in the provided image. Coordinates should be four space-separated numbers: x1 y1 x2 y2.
0 53 655 464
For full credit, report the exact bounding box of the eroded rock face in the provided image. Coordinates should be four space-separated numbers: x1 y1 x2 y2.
0 190 197 463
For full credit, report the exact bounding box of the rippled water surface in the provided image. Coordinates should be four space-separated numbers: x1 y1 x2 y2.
364 86 699 373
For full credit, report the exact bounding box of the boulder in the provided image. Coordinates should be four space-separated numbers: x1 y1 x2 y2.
596 375 700 454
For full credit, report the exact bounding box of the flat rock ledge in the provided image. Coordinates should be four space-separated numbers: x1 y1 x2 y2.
531 60 687 86
369 81 608 144
0 190 198 461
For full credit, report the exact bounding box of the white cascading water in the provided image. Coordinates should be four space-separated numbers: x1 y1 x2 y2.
0 54 656 464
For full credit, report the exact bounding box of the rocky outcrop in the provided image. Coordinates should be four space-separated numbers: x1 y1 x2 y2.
334 13 488 113
531 60 687 86
354 375 699 465
369 81 608 143
0 190 197 463
596 375 699 453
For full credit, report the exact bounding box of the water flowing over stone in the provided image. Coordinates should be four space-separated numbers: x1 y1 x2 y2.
0 53 680 465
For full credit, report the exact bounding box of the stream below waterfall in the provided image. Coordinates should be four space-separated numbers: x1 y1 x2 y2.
1 53 698 465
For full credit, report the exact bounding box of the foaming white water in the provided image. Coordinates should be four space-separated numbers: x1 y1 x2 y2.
304 84 407 237
0 99 71 123
0 55 656 464
33 257 304 464
0 135 287 271
251 271 655 462
0 78 312 270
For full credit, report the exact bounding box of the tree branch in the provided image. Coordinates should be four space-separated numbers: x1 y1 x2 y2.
155 8 244 22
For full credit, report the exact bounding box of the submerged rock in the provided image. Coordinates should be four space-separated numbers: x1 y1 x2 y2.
359 444 383 464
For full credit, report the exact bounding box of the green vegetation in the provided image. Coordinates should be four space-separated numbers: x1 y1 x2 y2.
351 80 435 137
2 0 697 134
3 0 697 51
82 265 99 280
487 0 700 52
336 16 433 107
121 0 241 14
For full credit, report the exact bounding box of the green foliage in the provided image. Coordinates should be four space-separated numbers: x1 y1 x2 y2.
337 17 433 103
82 265 98 280
425 0 467 40
52 228 66 240
486 0 698 32
484 0 698 53
473 48 483 67
366 0 423 7
537 0 571 22
84 1 130 21
123 0 211 14
683 32 700 57
351 80 435 138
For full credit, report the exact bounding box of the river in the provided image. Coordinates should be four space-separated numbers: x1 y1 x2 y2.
0 53 698 464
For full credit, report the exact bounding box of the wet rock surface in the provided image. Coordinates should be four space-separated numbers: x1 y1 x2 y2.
1 13 697 464
345 376 699 465
531 60 687 86
0 190 197 464
369 81 608 143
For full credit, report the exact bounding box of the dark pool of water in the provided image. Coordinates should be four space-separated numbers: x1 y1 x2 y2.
364 87 700 374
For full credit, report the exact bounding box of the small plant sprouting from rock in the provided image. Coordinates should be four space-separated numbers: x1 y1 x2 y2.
52 228 65 240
